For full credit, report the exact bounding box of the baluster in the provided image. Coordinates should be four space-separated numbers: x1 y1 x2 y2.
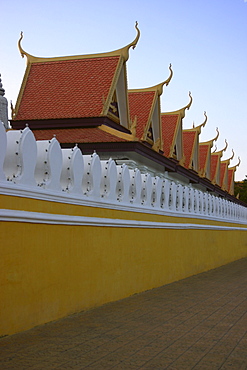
151 176 162 209
116 164 130 203
4 127 37 186
61 146 84 194
129 168 142 205
161 179 170 210
183 186 189 213
82 153 101 198
100 158 117 201
140 173 152 207
176 183 183 212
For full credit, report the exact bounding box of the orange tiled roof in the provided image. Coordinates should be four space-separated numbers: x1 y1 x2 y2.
220 162 227 187
33 127 128 143
183 131 196 169
15 57 120 121
228 168 234 193
161 114 180 157
210 154 219 181
128 91 156 140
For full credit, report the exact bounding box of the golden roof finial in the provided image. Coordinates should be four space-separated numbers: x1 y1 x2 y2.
120 21 140 61
18 31 24 58
129 22 140 50
156 64 173 95
228 156 241 173
200 127 219 148
213 127 219 143
229 149 235 161
130 64 173 95
178 91 193 119
193 111 207 134
222 149 234 164
185 91 193 111
163 91 193 119
236 156 241 168
223 139 228 152
18 31 34 64
212 139 228 157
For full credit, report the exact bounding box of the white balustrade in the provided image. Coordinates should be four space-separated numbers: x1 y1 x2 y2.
0 126 246 223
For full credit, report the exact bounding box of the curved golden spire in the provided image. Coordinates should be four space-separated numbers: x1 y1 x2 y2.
213 127 220 143
200 127 219 147
228 149 235 161
18 22 140 64
229 157 241 171
120 21 140 61
156 64 173 95
222 149 234 163
212 145 217 153
212 139 228 156
18 31 36 64
129 64 173 95
236 156 241 168
163 91 193 119
223 139 228 152
192 111 207 134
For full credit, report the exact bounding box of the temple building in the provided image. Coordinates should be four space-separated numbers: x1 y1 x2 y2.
9 23 241 202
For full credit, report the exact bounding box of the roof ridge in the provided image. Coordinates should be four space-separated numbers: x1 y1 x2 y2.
18 22 140 65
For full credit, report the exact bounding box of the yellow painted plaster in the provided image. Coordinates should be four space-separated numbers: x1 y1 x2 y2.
1 193 247 336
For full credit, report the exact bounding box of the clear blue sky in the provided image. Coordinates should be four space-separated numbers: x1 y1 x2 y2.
1 0 247 180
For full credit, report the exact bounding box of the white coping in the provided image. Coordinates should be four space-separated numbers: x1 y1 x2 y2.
1 209 247 230
1 182 247 226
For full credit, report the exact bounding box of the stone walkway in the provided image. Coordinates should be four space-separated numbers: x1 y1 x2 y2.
1 258 247 369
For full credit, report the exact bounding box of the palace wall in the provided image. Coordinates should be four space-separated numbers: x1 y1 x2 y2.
1 124 247 336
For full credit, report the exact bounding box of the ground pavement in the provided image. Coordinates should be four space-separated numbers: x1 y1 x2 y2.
1 257 247 369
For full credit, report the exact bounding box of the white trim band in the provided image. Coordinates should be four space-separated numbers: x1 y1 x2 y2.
1 209 247 230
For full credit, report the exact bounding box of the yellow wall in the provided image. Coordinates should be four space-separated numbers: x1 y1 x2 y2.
1 193 247 336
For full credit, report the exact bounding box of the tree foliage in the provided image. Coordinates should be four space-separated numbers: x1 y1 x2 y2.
234 176 247 203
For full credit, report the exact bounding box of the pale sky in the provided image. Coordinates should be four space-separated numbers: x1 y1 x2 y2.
1 0 247 180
